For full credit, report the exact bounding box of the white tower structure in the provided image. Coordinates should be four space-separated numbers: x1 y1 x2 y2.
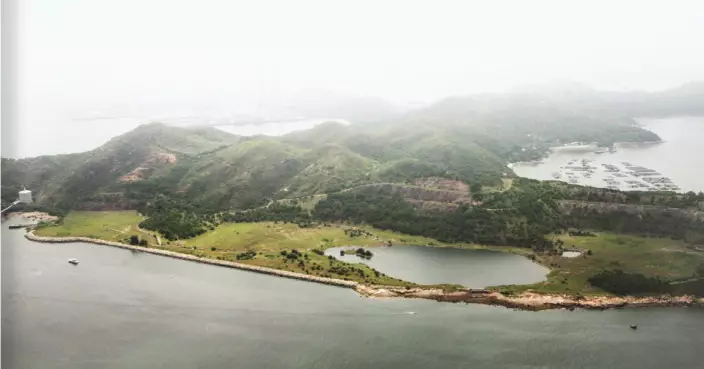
18 188 33 204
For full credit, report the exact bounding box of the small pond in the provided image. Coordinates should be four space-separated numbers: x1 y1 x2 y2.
561 251 583 258
325 245 549 288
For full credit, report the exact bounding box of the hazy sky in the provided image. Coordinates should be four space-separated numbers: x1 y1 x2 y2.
3 0 704 157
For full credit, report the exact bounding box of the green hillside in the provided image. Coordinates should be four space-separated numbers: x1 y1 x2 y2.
7 86 704 297
2 101 663 214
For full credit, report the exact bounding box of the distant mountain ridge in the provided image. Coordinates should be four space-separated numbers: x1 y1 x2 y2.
3 82 702 212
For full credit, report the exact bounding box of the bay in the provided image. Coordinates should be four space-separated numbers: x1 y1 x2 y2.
3 218 704 368
512 116 704 193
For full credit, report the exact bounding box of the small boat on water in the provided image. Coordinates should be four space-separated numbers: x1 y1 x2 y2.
68 258 79 265
630 325 638 330
8 225 23 229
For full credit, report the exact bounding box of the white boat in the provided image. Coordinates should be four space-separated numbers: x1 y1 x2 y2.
68 258 79 265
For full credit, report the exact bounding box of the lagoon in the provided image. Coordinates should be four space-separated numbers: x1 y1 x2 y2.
326 245 548 287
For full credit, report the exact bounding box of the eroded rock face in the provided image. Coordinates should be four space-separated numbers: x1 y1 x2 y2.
119 153 177 182
354 178 474 212
414 177 470 193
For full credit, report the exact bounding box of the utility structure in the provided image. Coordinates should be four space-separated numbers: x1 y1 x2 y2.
1 187 33 214
19 187 33 204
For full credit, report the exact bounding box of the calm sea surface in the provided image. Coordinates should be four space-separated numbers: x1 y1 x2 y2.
3 218 703 368
512 116 704 193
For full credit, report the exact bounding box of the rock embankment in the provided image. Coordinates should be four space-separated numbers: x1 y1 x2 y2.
355 285 704 311
8 212 59 222
25 231 358 289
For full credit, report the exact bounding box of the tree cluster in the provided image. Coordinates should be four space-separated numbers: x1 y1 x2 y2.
355 248 374 258
235 250 257 260
588 269 670 296
223 203 311 224
313 180 564 249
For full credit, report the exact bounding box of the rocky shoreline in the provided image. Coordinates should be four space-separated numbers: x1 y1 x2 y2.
4 211 59 223
355 285 704 311
24 230 704 311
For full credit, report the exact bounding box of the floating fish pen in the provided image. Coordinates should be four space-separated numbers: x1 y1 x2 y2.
625 166 661 177
631 172 662 177
625 165 655 171
563 166 598 171
602 164 621 172
613 173 628 178
642 177 674 184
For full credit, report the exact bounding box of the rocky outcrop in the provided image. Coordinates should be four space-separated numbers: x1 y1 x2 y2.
413 177 470 193
349 182 474 211
119 152 177 182
355 285 704 311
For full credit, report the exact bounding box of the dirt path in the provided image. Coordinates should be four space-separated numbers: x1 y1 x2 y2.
136 226 162 246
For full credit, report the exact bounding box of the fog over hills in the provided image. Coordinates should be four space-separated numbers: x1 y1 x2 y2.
6 80 702 211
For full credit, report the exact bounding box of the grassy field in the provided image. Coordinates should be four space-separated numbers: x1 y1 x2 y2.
37 211 443 286
497 232 704 295
482 178 514 193
156 222 447 286
38 211 703 294
36 211 159 245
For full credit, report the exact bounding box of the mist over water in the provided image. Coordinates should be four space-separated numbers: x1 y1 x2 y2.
216 119 349 137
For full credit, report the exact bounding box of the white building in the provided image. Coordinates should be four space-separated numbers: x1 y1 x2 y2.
19 189 32 204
